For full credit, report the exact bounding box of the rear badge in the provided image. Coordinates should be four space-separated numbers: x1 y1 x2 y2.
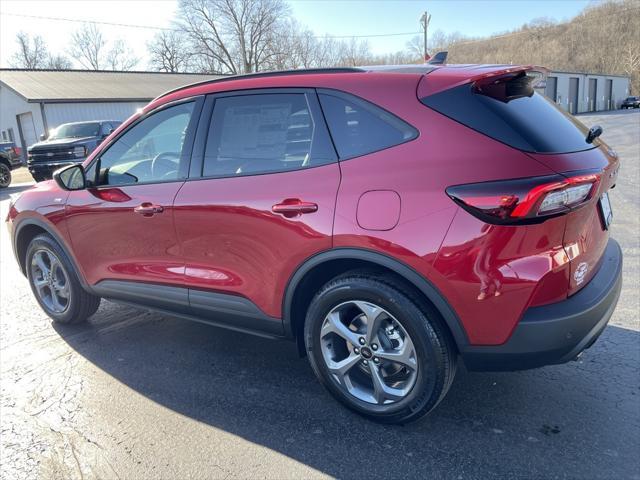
574 262 589 285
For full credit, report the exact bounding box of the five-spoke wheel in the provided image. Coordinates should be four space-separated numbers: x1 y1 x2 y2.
26 233 101 324
320 300 418 405
30 249 71 314
305 273 457 424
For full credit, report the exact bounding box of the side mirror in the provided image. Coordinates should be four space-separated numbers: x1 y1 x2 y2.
53 164 86 191
39 133 47 141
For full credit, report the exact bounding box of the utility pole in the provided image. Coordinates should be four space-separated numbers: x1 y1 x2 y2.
420 11 431 61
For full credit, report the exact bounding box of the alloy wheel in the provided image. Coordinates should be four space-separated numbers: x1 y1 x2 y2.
319 300 418 405
0 164 10 188
30 249 70 314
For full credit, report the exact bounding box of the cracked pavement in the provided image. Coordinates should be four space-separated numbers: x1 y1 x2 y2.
1 110 639 479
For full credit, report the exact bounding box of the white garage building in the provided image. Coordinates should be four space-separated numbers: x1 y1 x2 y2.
0 69 215 158
540 71 631 114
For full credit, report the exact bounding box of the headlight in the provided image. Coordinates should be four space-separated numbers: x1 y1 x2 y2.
73 146 87 158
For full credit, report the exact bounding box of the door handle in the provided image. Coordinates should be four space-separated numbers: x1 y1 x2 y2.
134 203 164 216
272 199 318 218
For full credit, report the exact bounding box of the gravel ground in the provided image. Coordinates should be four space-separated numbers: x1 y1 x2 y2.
1 110 638 480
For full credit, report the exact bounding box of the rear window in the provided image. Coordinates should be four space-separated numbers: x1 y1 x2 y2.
318 91 417 159
420 81 597 154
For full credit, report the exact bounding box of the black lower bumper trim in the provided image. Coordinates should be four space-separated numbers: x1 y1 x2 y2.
461 238 623 372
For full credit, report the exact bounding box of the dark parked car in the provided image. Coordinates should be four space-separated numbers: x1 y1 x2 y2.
27 120 121 182
0 142 23 188
621 96 640 108
7 65 622 423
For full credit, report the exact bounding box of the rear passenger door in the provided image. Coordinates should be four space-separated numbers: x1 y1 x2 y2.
173 89 340 334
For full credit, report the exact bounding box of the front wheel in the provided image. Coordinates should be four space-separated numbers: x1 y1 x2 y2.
26 234 101 324
304 273 457 424
0 163 11 188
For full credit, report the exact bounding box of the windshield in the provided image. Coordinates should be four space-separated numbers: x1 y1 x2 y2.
49 122 100 140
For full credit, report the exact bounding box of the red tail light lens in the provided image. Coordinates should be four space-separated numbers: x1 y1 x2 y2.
446 173 600 224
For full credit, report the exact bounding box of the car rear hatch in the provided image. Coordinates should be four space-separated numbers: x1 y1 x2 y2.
419 65 620 297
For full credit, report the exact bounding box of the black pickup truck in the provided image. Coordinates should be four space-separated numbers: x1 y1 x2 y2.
27 120 121 182
0 142 23 188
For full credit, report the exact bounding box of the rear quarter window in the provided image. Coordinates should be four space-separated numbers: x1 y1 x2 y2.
421 83 596 154
318 91 417 159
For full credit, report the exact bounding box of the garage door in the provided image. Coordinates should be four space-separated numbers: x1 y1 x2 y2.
604 79 613 110
568 77 579 114
545 76 558 102
18 112 38 157
588 78 597 112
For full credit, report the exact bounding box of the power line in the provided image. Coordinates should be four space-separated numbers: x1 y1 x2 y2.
3 3 637 46
0 12 420 39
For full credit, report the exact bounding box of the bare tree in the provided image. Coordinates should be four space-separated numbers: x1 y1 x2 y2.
69 24 137 70
339 38 371 66
10 32 48 68
46 54 73 70
179 0 290 74
69 23 105 69
9 32 73 70
106 39 139 71
147 30 191 72
406 35 423 61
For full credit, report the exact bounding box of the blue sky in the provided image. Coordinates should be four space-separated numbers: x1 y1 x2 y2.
0 0 594 67
289 0 593 53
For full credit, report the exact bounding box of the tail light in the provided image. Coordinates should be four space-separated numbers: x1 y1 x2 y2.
446 173 600 224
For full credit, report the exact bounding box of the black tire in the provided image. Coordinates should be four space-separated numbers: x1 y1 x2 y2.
304 272 457 424
0 163 11 188
26 233 101 324
31 174 46 183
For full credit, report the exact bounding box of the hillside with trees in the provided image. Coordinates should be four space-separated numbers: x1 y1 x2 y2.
439 0 639 93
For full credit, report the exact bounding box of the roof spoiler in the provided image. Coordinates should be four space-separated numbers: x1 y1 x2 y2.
427 51 448 65
419 64 548 97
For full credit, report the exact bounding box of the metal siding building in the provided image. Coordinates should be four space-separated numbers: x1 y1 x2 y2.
0 69 217 158
539 71 631 114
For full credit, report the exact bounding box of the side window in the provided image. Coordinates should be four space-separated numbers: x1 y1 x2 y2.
96 102 194 186
318 92 418 159
203 93 335 178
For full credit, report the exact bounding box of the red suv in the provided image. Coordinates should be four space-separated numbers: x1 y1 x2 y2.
6 65 623 423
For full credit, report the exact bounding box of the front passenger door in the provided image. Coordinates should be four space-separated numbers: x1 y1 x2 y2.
65 98 202 294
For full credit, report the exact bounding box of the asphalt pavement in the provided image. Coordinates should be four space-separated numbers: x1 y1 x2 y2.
1 110 638 479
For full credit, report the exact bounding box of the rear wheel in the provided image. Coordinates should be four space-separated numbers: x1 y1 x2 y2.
26 234 101 324
305 273 457 424
0 163 11 188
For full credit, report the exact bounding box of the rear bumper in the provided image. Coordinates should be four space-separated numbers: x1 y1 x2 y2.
461 238 623 371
